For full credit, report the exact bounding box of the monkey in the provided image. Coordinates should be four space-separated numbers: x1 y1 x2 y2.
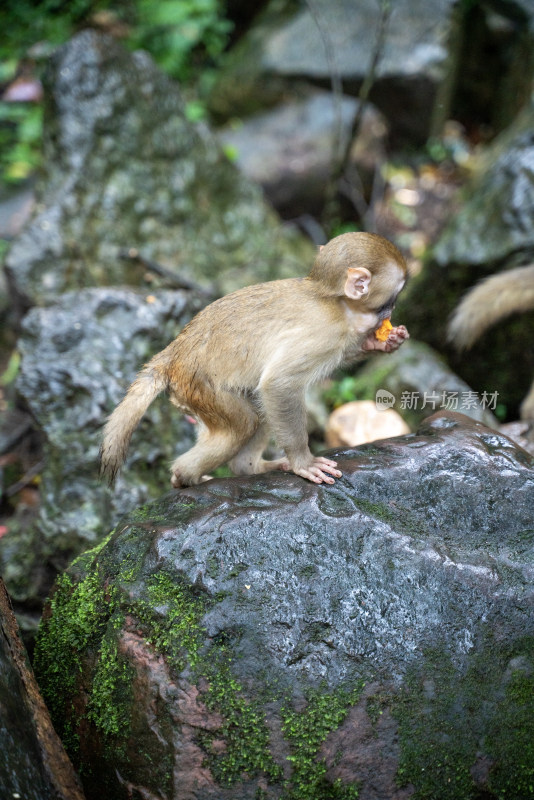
100 232 410 487
448 263 534 419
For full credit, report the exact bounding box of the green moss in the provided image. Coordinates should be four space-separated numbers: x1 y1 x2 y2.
366 693 388 729
353 498 428 538
228 562 249 579
202 652 282 785
486 670 534 798
280 684 364 799
353 498 397 525
299 564 318 579
33 565 114 751
394 639 534 799
88 632 133 740
142 571 208 671
126 497 198 526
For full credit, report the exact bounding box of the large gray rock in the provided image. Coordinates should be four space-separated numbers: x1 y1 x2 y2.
0 287 201 615
35 413 534 800
218 91 387 217
210 0 454 143
4 30 312 309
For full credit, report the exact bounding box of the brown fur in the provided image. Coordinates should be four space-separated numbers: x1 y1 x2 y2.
448 263 534 419
100 232 409 486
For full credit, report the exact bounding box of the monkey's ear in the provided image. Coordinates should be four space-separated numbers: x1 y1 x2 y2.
344 267 371 300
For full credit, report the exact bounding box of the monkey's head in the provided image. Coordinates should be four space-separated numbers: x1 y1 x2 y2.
309 232 408 318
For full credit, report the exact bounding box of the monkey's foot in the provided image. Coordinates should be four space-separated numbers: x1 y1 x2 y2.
171 471 213 487
285 456 342 485
171 472 186 488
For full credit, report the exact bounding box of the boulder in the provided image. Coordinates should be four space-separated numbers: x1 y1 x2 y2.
500 419 534 456
4 29 312 310
433 103 534 268
35 413 534 800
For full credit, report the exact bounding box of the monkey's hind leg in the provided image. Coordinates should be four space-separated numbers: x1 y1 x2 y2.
229 421 289 477
170 394 259 487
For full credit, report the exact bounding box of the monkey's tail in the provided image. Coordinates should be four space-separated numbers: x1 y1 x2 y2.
448 263 534 350
100 366 167 485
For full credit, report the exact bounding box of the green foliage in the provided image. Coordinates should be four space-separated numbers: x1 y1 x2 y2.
322 360 394 409
0 0 233 185
184 99 208 122
0 103 43 182
0 0 101 60
0 350 21 386
323 374 362 408
0 0 97 186
127 0 233 81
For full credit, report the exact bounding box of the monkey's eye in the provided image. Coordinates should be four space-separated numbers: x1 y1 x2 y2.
375 301 394 315
374 291 400 315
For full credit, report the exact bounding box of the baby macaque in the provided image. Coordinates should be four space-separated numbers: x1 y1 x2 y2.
100 232 409 487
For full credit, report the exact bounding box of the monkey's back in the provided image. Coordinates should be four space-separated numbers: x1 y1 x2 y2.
150 277 343 402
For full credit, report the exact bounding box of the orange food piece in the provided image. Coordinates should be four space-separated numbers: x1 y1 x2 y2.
375 318 393 341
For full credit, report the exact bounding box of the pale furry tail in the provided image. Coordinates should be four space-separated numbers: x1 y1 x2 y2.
100 366 167 484
448 263 534 349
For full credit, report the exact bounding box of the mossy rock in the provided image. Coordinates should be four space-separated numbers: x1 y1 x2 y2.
35 413 534 799
5 29 313 309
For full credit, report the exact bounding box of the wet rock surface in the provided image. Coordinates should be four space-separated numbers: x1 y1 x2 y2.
4 29 311 309
0 288 201 614
35 413 534 800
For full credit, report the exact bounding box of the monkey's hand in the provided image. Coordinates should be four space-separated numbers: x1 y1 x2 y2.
282 456 342 485
362 324 409 353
